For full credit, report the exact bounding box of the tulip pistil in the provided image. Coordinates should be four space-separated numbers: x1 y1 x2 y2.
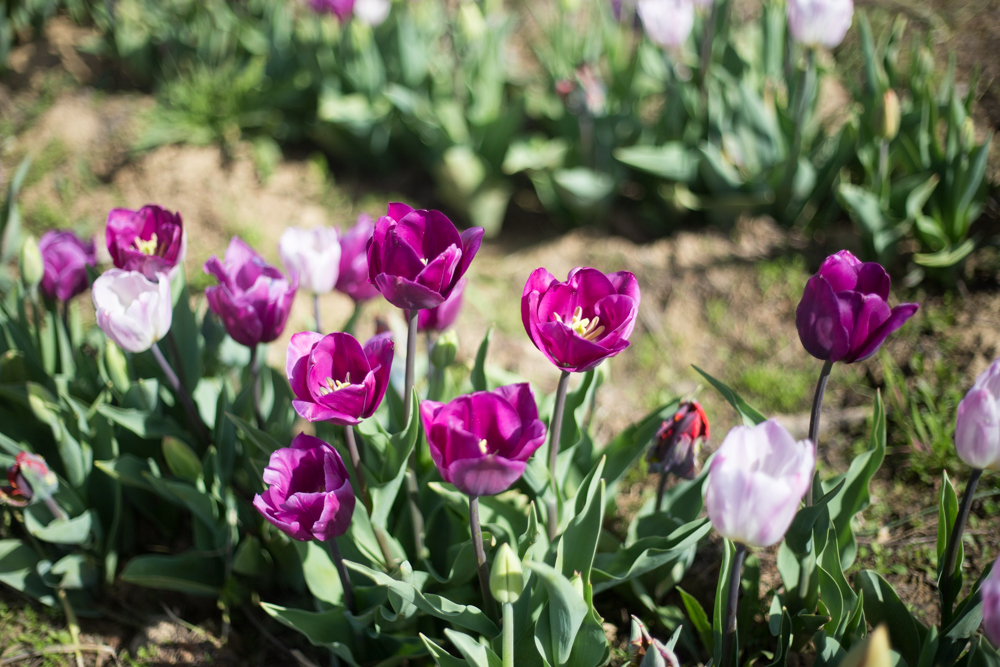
319 373 352 396
134 234 159 256
553 306 605 341
478 439 489 455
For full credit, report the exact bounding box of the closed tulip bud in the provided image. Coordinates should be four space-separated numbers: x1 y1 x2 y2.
0 452 59 506
917 47 935 81
839 625 892 667
569 571 585 598
962 117 977 153
954 358 1000 470
430 329 459 368
104 340 131 394
489 543 524 604
875 90 900 141
628 615 653 666
982 559 1000 648
640 639 680 667
20 235 44 292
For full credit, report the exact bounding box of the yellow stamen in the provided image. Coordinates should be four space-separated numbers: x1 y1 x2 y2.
552 306 605 342
478 439 489 455
134 233 159 256
318 372 351 396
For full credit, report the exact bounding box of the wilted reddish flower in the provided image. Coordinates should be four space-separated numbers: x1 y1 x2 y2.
647 401 709 479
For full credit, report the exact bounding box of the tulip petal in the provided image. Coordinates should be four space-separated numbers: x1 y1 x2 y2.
375 274 447 310
846 302 918 363
416 243 461 294
456 227 484 287
795 275 851 362
817 250 862 292
842 293 891 362
955 388 1000 469
537 321 630 372
396 209 463 260
854 263 891 300
363 332 394 418
493 383 540 425
287 332 324 400
607 270 641 304
447 456 527 497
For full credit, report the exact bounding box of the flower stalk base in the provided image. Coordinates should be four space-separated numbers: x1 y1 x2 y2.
940 468 983 625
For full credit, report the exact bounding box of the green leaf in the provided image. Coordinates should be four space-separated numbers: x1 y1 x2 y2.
445 629 502 667
227 412 283 454
677 586 713 656
261 602 360 665
527 561 589 667
913 239 976 268
937 471 961 588
471 327 493 392
295 540 344 607
560 457 605 588
421 633 469 667
712 540 736 666
347 560 499 637
24 509 94 545
592 519 710 592
0 538 55 606
120 552 224 596
96 404 187 441
854 569 924 667
693 366 766 426
162 437 203 482
614 144 699 183
168 282 202 393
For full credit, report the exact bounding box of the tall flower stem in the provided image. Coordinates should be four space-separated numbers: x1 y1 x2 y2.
804 360 833 506
345 425 397 570
697 2 720 95
151 342 211 447
546 370 571 541
656 471 669 513
469 496 499 623
249 345 265 430
940 468 983 625
327 538 356 614
776 47 817 217
403 309 426 559
343 300 363 336
722 543 747 667
502 602 514 667
314 293 322 333
57 588 84 667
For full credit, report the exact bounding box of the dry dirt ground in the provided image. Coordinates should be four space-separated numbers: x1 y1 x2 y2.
2 10 1000 666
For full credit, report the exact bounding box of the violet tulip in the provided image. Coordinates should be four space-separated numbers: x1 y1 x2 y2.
421 383 547 497
203 237 298 348
279 226 341 295
637 0 695 49
253 434 356 542
647 400 709 480
787 0 854 49
309 0 354 20
93 269 173 353
367 203 483 311
954 358 1000 470
705 420 815 548
336 215 381 303
38 230 96 302
106 205 186 280
418 278 466 332
796 251 917 364
522 267 640 373
983 559 1000 648
287 331 393 425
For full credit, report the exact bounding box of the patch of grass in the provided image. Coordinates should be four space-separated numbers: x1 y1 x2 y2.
26 199 69 232
755 254 808 300
735 362 812 413
704 297 729 334
23 139 70 189
0 599 73 666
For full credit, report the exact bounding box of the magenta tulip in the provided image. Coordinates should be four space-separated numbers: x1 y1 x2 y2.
308 0 353 19
421 383 546 497
287 331 393 425
521 267 640 373
106 205 186 280
336 215 381 303
367 203 483 311
983 559 1000 648
418 278 465 332
253 434 355 541
796 251 917 364
203 237 298 348
38 231 96 302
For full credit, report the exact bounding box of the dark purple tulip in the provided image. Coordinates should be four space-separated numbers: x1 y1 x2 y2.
38 230 96 302
287 331 394 425
521 267 640 373
253 434 355 541
309 0 354 20
203 237 298 348
421 383 546 497
647 400 710 480
336 215 381 303
367 203 484 311
106 205 185 280
796 251 918 364
418 278 465 332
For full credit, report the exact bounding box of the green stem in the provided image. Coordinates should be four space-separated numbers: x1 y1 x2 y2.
940 468 983 626
327 538 356 614
722 543 747 667
805 359 833 506
249 345 265 430
57 588 84 667
502 602 514 667
470 496 498 623
403 309 426 559
343 300 363 336
546 371 571 541
151 342 211 447
314 293 322 333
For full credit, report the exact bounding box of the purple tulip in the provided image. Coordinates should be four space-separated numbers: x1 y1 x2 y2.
308 0 354 20
954 358 1000 470
983 558 1000 648
106 205 186 280
38 231 96 302
637 0 695 49
418 278 466 332
203 237 298 348
521 267 640 373
421 383 547 497
253 434 356 541
336 215 381 303
287 331 394 425
367 203 484 311
787 0 853 49
795 251 918 364
647 401 710 480
92 269 173 353
705 420 815 548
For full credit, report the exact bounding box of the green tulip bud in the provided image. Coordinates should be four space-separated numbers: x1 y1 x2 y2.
962 117 977 152
489 543 524 604
19 235 43 292
105 340 131 394
430 330 459 369
458 3 486 41
839 625 892 667
628 615 652 666
162 437 203 482
875 90 900 141
917 47 934 81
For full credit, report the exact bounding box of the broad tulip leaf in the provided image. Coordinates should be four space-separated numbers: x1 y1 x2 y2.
693 366 766 426
560 457 605 587
227 412 282 454
614 144 699 183
471 326 493 393
677 586 713 655
526 561 589 667
592 518 710 592
97 404 187 441
421 633 468 667
0 538 55 606
713 540 736 667
937 470 962 615
854 569 924 667
169 282 202 393
445 629 502 667
261 602 361 665
347 561 499 637
565 609 609 667
120 552 224 596
296 540 345 607
24 508 94 545
162 437 202 482
232 536 271 577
